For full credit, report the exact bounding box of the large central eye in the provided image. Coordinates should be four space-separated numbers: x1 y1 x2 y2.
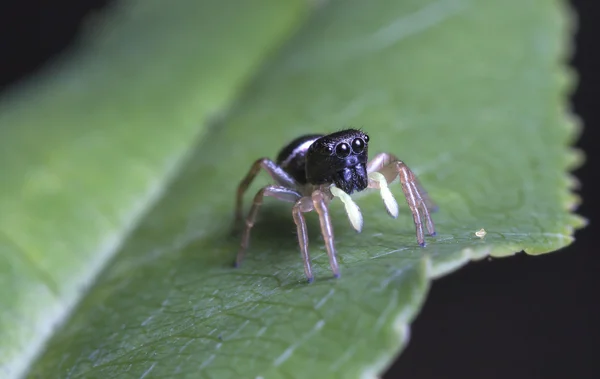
351 138 365 153
335 142 351 158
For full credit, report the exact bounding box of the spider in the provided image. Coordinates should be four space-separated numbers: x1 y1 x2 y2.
234 129 437 282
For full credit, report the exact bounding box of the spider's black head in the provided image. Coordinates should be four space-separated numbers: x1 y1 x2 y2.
305 129 370 194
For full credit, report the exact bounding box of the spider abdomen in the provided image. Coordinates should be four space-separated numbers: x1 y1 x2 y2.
275 134 323 184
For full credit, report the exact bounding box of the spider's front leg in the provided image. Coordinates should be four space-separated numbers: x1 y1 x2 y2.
234 158 298 229
292 196 315 282
290 190 340 283
312 189 340 278
367 153 436 246
236 185 301 267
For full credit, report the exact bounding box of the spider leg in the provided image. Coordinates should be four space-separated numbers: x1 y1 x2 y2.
367 152 436 247
235 158 299 228
312 189 340 278
367 153 438 212
235 185 301 268
292 196 315 282
413 176 439 213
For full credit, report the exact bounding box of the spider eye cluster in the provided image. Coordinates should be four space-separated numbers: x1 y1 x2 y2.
334 137 367 158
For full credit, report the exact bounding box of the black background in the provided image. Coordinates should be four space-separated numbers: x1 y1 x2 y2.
1 1 597 378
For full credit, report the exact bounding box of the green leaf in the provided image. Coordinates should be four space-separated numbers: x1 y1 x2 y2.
0 1 309 377
1 0 585 378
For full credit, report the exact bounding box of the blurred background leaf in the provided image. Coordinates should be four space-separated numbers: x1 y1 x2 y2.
0 0 584 378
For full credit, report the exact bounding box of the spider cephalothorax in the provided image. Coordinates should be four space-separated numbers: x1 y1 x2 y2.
234 129 436 282
305 129 369 194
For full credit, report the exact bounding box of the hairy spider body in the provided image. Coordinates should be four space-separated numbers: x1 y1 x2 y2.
275 134 323 185
234 129 436 282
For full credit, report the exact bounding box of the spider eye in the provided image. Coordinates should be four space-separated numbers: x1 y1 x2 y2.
352 138 365 153
335 142 351 158
364 134 369 142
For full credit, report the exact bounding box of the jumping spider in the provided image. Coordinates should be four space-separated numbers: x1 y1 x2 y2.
234 129 436 282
